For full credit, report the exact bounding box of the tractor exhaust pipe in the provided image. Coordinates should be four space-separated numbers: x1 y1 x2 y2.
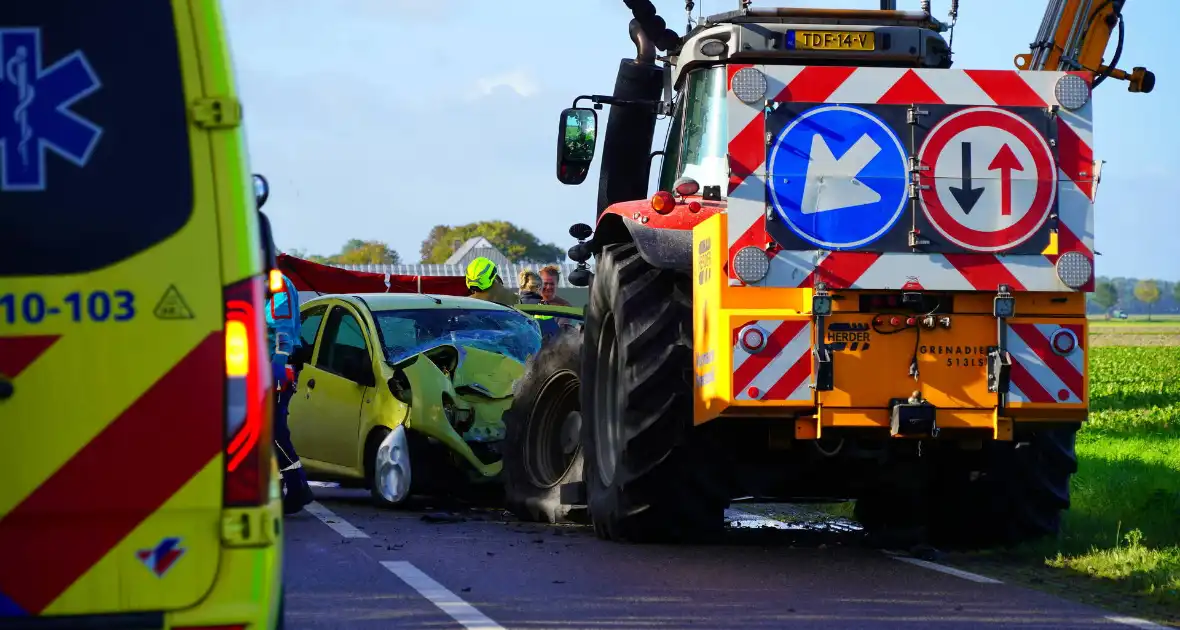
629 18 658 65
594 18 665 215
880 0 897 9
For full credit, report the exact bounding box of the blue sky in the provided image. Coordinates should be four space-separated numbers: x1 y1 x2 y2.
222 0 1178 280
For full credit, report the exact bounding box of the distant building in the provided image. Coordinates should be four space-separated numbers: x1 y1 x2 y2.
445 237 511 268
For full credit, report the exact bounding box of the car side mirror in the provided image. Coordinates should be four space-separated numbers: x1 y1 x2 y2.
556 107 597 185
253 173 270 209
387 369 412 404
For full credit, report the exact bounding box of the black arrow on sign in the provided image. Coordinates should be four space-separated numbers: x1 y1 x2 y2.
948 142 985 214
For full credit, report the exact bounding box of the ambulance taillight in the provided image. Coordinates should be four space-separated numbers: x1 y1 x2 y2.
223 275 273 506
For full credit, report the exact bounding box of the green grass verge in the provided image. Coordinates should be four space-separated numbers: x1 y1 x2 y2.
1053 347 1180 599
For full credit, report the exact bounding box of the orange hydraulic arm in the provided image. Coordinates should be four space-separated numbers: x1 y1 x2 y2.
1015 0 1154 92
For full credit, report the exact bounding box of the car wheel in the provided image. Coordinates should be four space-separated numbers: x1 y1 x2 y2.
369 425 415 508
501 329 584 523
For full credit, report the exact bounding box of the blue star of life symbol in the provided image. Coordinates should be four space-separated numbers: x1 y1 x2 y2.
0 28 103 192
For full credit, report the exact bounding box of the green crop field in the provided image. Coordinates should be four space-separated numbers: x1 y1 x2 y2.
1087 321 1179 349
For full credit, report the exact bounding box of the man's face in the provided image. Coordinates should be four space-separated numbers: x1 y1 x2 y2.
540 272 558 300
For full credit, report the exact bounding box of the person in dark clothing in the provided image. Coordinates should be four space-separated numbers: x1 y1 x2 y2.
518 269 545 304
268 273 315 515
517 269 559 340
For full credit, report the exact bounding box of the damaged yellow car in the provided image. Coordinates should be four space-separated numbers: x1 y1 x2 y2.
286 293 579 506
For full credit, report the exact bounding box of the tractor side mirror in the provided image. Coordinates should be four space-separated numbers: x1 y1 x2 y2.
556 107 597 185
253 173 270 209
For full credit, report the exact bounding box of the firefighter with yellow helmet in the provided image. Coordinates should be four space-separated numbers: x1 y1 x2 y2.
465 256 520 307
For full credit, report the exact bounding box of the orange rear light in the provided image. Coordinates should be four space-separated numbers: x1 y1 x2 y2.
268 268 284 293
223 275 273 506
651 190 676 214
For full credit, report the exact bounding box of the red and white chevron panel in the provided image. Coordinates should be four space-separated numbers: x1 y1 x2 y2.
732 319 813 402
725 65 1096 292
1006 322 1086 404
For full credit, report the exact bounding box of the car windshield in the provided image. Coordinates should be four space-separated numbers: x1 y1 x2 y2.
373 308 542 366
659 65 728 195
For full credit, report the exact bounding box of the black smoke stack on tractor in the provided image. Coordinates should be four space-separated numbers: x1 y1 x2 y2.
596 2 681 216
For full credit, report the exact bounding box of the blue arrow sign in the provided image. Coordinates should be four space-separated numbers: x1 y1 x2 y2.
767 104 908 250
0 28 103 192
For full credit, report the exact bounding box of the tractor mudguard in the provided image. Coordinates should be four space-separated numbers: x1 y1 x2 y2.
607 216 693 271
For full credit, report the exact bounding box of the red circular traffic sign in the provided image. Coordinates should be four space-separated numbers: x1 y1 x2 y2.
918 107 1057 252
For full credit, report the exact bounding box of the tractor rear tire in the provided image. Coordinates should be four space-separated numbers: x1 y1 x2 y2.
580 242 728 544
927 425 1079 549
501 329 584 523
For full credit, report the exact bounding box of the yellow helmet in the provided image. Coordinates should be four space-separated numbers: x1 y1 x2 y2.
465 256 499 292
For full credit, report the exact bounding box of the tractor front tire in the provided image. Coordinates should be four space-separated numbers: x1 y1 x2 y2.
501 329 584 523
580 242 728 544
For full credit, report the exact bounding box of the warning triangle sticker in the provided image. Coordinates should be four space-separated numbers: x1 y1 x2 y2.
154 285 194 320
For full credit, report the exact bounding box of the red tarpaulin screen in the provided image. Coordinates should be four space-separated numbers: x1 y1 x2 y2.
276 254 469 296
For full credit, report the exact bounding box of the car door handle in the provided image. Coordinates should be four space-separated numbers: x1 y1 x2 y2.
0 379 12 401
306 378 315 390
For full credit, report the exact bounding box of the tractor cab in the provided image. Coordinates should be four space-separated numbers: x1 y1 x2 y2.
556 3 956 202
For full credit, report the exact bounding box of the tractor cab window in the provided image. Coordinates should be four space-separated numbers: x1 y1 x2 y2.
660 66 728 196
657 92 686 192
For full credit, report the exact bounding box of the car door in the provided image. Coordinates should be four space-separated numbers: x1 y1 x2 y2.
286 303 328 461
297 303 375 471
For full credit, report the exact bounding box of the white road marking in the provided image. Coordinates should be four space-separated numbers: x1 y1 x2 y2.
302 501 370 538
1105 616 1168 629
381 561 504 630
303 500 504 627
888 554 1003 584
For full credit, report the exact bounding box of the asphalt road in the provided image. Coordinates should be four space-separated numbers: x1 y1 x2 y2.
282 485 1165 630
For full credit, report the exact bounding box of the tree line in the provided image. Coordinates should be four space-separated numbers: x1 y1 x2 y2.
1089 277 1180 320
284 220 566 267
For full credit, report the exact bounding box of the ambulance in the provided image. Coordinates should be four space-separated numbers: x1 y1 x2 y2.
0 2 284 627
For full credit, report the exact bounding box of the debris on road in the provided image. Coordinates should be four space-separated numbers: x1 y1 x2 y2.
421 512 468 523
